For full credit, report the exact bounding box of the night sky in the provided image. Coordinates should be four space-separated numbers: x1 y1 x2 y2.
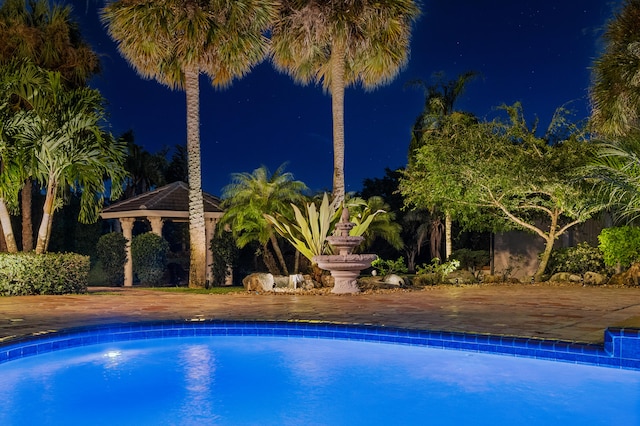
69 0 621 196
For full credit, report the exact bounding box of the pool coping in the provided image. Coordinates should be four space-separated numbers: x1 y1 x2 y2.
1 320 639 370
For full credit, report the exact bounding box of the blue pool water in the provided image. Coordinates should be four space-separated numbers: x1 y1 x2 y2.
1 322 639 425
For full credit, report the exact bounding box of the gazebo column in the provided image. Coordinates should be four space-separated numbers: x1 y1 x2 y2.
148 216 164 236
205 217 218 285
120 217 136 287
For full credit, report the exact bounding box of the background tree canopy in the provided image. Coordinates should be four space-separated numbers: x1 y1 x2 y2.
401 103 601 279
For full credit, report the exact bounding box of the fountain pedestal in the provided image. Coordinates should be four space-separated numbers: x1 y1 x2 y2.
312 208 377 294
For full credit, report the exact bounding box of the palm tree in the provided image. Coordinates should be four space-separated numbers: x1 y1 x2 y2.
120 131 168 199
12 69 127 254
590 0 640 138
220 164 308 276
407 71 478 259
0 0 100 251
584 136 640 222
345 195 402 252
0 60 46 253
0 0 100 88
271 0 421 207
101 0 279 288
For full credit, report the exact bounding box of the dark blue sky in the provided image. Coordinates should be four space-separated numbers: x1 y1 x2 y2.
70 0 621 196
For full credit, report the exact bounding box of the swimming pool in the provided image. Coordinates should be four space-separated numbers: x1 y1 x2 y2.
1 321 639 425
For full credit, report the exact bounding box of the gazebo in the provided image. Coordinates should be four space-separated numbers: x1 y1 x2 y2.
100 181 224 286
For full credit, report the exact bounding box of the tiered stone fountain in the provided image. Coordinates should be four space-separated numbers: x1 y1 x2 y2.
313 208 377 294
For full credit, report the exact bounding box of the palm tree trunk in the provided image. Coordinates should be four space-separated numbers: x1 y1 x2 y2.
445 211 452 259
185 68 207 288
262 243 280 276
0 198 18 253
294 250 300 274
269 233 289 276
330 43 347 208
21 179 33 252
35 179 57 254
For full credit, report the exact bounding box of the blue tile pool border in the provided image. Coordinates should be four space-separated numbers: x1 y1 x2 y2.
1 320 639 370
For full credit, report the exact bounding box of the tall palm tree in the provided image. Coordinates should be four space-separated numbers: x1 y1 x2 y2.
590 0 640 138
407 71 478 259
0 0 100 88
271 0 421 207
101 0 279 288
0 0 100 251
220 164 308 276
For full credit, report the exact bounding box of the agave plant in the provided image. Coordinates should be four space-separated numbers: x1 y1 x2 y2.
264 193 341 263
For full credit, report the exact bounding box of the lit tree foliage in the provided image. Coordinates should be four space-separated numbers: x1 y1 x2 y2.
401 103 600 280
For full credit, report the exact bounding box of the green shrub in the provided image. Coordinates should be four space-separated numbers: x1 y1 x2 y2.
415 258 460 285
598 226 640 268
132 232 170 285
546 242 609 275
0 252 89 296
451 249 490 271
210 230 239 286
96 232 127 285
371 257 408 276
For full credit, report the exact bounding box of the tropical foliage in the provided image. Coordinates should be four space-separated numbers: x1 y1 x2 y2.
264 192 339 263
590 0 640 137
0 62 126 254
344 195 402 251
220 164 308 276
271 0 421 206
0 0 100 252
101 0 280 287
14 69 126 253
583 137 640 222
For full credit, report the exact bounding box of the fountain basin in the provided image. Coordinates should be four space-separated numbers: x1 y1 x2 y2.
314 254 377 294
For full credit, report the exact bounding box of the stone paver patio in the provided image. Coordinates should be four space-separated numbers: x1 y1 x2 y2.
1 284 640 345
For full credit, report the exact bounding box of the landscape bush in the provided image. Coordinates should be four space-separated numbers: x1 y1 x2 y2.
598 226 640 269
132 232 170 285
414 258 460 285
96 232 127 285
210 230 239 286
371 257 408 276
546 242 609 275
0 252 89 296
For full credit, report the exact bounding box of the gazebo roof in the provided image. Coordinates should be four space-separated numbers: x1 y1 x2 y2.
100 181 224 220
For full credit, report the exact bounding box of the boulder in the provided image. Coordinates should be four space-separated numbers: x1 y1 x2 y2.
383 274 405 286
607 263 640 286
273 275 290 288
583 271 607 286
321 274 335 288
549 272 582 283
242 273 274 291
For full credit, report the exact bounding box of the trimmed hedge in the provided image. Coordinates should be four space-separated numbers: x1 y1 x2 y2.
96 232 127 285
0 252 89 296
132 232 170 286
